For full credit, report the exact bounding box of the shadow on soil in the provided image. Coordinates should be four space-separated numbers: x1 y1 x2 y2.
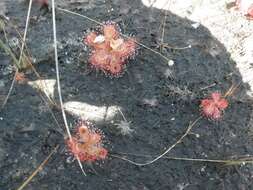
1 0 253 189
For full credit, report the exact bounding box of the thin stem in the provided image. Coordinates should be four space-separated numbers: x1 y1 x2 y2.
18 0 33 68
1 17 62 130
16 145 59 190
111 153 253 165
0 40 21 110
51 0 86 176
2 17 43 78
37 92 64 135
51 0 71 140
224 82 241 98
0 38 19 67
1 70 18 109
57 7 102 25
112 116 203 166
162 43 192 50
57 8 171 63
1 0 33 109
118 108 127 122
160 12 167 52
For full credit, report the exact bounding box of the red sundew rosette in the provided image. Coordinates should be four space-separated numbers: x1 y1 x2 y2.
66 124 108 162
67 138 107 161
103 53 124 75
111 39 137 62
84 23 119 51
88 38 136 75
88 50 124 75
84 22 137 76
84 32 110 51
200 92 228 120
103 24 120 41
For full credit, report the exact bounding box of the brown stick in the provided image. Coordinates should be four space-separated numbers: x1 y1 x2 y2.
16 145 59 190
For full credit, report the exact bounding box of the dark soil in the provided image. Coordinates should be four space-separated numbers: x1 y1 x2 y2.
1 0 253 190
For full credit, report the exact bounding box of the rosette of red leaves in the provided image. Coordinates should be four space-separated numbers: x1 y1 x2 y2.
84 22 137 76
66 121 108 162
200 92 229 120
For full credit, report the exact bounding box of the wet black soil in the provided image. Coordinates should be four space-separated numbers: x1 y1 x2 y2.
1 0 253 190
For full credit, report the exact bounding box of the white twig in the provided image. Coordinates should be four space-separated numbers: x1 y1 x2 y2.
51 0 71 140
113 116 202 166
19 0 33 65
51 0 86 176
112 153 253 165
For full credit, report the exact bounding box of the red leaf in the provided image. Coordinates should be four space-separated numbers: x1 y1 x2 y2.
200 92 229 120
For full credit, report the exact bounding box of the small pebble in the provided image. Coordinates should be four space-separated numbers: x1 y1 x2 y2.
168 59 174 67
192 22 200 29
